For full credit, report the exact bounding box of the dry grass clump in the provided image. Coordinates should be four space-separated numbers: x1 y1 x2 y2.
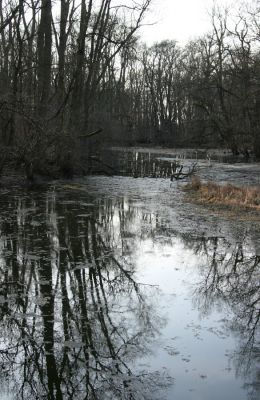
188 176 260 210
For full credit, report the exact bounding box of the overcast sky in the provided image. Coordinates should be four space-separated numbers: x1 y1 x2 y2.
139 0 238 45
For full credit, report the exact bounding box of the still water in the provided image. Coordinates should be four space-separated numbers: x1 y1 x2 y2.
0 150 259 399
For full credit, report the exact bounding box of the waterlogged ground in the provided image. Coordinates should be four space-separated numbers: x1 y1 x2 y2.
0 149 260 400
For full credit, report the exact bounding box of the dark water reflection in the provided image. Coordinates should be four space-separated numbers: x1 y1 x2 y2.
97 149 178 178
0 179 259 399
0 188 170 399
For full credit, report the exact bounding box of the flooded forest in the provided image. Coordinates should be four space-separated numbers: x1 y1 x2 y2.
0 1 260 400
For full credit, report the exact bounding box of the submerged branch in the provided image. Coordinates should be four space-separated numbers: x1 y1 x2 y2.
78 129 103 139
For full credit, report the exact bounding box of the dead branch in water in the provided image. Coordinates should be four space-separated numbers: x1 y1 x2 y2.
79 129 103 139
171 163 197 181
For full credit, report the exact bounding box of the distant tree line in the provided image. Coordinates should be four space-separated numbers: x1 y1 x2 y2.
1 1 260 180
111 3 260 158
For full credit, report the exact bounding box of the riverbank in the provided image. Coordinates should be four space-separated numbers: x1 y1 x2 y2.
184 176 260 221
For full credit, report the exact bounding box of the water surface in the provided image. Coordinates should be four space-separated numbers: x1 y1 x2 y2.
0 150 259 399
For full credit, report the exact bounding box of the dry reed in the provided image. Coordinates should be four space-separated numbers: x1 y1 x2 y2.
187 176 260 210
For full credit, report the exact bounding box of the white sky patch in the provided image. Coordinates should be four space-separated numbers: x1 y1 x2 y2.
139 0 243 45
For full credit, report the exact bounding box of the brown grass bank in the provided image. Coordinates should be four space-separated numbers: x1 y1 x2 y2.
185 176 260 211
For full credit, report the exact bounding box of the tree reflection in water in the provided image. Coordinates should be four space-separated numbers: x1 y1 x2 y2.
0 189 170 400
1 185 259 400
192 236 260 400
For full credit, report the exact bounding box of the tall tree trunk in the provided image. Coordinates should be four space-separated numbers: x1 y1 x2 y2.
57 0 70 95
37 0 52 117
70 0 90 133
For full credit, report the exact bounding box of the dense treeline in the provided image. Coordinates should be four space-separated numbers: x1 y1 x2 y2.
114 3 260 158
1 1 260 180
0 0 151 178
